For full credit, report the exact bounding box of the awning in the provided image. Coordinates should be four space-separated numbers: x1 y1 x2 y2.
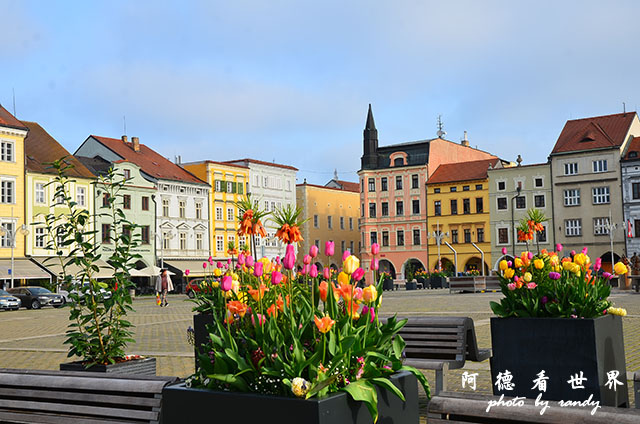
130 266 174 278
164 259 213 277
32 257 115 280
0 259 52 280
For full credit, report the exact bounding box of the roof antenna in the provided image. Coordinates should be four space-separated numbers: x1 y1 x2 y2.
436 115 446 138
623 102 626 116
12 88 16 117
123 115 127 135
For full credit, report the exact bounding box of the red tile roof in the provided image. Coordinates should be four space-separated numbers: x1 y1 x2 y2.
624 136 640 160
223 158 298 171
551 112 636 154
333 180 360 192
297 182 360 193
427 158 501 184
23 121 95 178
0 105 27 131
90 135 206 185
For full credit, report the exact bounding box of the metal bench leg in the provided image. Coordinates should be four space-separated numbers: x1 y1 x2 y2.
434 366 448 395
635 376 640 409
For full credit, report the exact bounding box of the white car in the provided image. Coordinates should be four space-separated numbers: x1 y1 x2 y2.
59 282 113 303
0 289 21 311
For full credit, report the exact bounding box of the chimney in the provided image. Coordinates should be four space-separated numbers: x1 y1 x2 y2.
122 135 128 143
178 155 182 164
461 131 470 147
132 136 140 152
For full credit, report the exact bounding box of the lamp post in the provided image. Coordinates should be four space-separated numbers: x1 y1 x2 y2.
0 208 30 289
155 230 175 269
511 185 522 257
428 221 449 271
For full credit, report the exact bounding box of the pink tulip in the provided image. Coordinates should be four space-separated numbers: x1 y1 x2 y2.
371 243 380 256
254 261 263 277
227 259 232 265
362 305 375 323
556 243 563 252
251 313 266 326
300 265 308 276
310 264 318 278
501 247 507 255
527 252 533 260
325 241 335 257
246 255 255 267
354 287 363 301
238 253 245 266
595 258 602 272
208 256 214 265
370 258 379 271
310 245 319 258
202 262 208 269
507 283 516 291
342 250 351 262
323 267 331 279
283 244 296 270
275 256 281 265
303 255 311 265
582 247 588 254
217 262 223 269
352 267 365 281
221 276 233 291
272 271 283 285
185 269 190 276
570 250 576 257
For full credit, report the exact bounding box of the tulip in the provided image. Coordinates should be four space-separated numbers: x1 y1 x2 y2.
603 272 613 279
541 296 548 304
272 271 283 285
582 247 588 254
238 253 245 266
343 255 360 274
362 305 375 323
227 259 232 265
499 260 508 271
251 313 266 326
314 314 335 333
363 285 378 303
549 272 561 280
352 267 365 281
507 283 516 291
310 264 318 278
300 266 308 276
337 272 350 286
533 259 544 270
354 287 363 301
213 268 221 277
227 300 247 317
275 256 281 264
523 272 532 282
370 258 379 271
217 261 223 269
319 281 328 302
556 243 563 252
202 262 208 269
527 252 533 260
209 256 214 265
310 245 319 258
342 250 351 262
325 241 335 257
254 261 264 277
527 282 537 289
303 255 311 265
504 268 515 279
246 255 255 267
594 257 602 272
570 250 576 257
371 243 380 256
221 275 233 291
323 267 331 279
185 269 190 276
501 247 508 255
283 244 296 270
614 262 628 275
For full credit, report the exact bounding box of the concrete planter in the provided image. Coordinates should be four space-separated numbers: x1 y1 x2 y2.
490 315 628 407
60 357 156 376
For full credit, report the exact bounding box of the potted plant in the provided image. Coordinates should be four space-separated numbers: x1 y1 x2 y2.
415 271 428 289
490 211 629 406
166 213 429 423
429 270 448 289
43 160 154 375
380 272 394 291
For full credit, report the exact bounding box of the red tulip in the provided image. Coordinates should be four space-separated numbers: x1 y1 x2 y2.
325 241 335 257
185 269 190 276
352 267 365 281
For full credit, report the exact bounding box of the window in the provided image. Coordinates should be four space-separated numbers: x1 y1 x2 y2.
451 229 458 244
633 183 640 200
122 225 131 240
264 201 269 212
564 189 580 206
179 200 186 218
498 228 509 244
35 227 45 248
411 175 419 189
412 199 420 214
328 216 333 229
227 182 233 193
55 186 64 205
450 186 457 192
477 228 484 243
238 183 244 194
382 231 389 247
434 188 440 193
215 180 221 191
463 198 471 214
564 162 578 175
565 219 582 236
397 230 404 246
216 235 224 251
451 199 458 215
537 226 547 242
227 207 234 221
534 178 543 188
195 202 202 219
534 195 545 208
593 217 610 236
1 141 14 162
216 207 223 220
263 177 268 188
464 229 471 243
476 198 483 213
0 222 13 247
314 239 320 248
340 217 345 230
141 226 150 244
395 176 403 190
341 240 346 253
228 235 235 248
497 197 507 210
350 241 354 252
313 215 318 228
636 220 640 238
196 233 203 250
592 187 610 204
475 184 483 190
396 201 403 216
35 183 45 204
497 181 506 191
394 157 404 166
368 178 375 192
123 169 131 179
361 204 364 217
593 160 608 173
179 233 187 250
101 224 111 244
434 201 441 216
361 179 364 193
162 199 169 216
381 177 388 191
381 202 389 216
368 203 376 218
515 196 526 209
1 180 14 204
142 196 149 211
370 231 378 245
349 218 353 230
463 185 470 191
163 232 171 249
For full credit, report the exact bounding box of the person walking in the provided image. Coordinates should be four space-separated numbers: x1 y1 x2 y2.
155 269 174 307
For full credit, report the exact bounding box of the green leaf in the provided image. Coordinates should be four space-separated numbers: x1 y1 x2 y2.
306 375 337 399
208 373 249 391
371 377 405 401
392 335 405 359
341 380 378 423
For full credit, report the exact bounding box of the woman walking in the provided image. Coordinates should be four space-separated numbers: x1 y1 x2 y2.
155 269 174 307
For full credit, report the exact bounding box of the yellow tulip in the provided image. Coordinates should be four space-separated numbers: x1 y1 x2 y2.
533 259 544 270
499 260 508 271
614 262 628 275
337 271 350 286
504 268 515 279
573 253 587 266
343 255 360 274
214 268 222 277
523 272 532 282
362 285 378 303
550 255 559 266
514 258 523 268
212 281 220 288
562 261 573 271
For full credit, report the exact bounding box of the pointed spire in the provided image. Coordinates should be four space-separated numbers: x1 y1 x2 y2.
365 103 376 130
334 168 339 180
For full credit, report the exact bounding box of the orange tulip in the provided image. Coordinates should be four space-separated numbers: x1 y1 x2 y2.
314 314 335 333
227 300 248 318
266 304 277 317
248 284 269 301
338 282 353 301
319 281 328 302
276 295 290 312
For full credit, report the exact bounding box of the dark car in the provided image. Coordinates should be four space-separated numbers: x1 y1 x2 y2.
7 286 65 309
0 289 21 311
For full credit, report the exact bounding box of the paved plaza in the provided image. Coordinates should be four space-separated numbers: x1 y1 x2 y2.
0 289 638 420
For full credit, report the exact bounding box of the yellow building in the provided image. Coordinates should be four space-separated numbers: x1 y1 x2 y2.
183 161 249 263
296 180 360 269
426 158 502 275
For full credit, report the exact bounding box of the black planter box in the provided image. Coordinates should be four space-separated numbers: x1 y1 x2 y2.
490 315 628 407
162 371 418 424
193 313 215 368
429 276 445 289
416 277 427 289
382 278 394 291
60 357 156 376
406 281 417 290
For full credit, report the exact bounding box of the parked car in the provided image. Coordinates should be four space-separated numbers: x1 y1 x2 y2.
7 286 65 309
185 278 213 299
58 282 112 303
0 289 21 311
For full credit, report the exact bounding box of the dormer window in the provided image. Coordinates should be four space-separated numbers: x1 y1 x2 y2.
630 152 638 159
394 158 404 166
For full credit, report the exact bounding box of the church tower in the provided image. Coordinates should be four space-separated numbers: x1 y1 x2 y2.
361 104 378 170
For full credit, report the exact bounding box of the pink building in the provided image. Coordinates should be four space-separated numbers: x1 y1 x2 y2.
358 105 498 280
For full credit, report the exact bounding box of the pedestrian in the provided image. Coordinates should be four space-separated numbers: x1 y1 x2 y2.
155 269 174 307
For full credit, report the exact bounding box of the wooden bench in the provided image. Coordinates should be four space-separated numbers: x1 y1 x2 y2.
395 316 491 395
428 391 640 423
483 276 501 292
0 368 179 423
449 276 485 293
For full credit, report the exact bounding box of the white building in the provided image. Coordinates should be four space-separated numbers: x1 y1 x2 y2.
223 159 297 259
622 137 640 256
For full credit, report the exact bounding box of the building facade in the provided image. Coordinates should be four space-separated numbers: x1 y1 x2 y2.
296 181 360 269
223 159 297 259
358 105 498 279
621 137 640 256
426 158 501 275
549 112 640 271
183 160 250 268
488 161 554 269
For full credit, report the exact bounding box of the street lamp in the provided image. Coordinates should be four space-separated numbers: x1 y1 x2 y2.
0 209 29 289
155 230 175 269
511 185 522 257
428 221 449 271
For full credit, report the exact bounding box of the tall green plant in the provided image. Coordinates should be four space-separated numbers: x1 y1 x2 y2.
42 159 138 366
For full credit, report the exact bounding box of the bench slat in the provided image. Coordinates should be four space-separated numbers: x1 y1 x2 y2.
0 387 160 408
399 327 462 334
0 410 144 424
0 373 167 394
0 399 157 421
405 347 462 355
401 333 463 341
404 340 462 348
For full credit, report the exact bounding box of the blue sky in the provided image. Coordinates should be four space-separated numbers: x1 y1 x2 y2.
3 0 640 184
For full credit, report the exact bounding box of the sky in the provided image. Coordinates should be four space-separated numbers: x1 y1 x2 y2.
3 0 640 185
